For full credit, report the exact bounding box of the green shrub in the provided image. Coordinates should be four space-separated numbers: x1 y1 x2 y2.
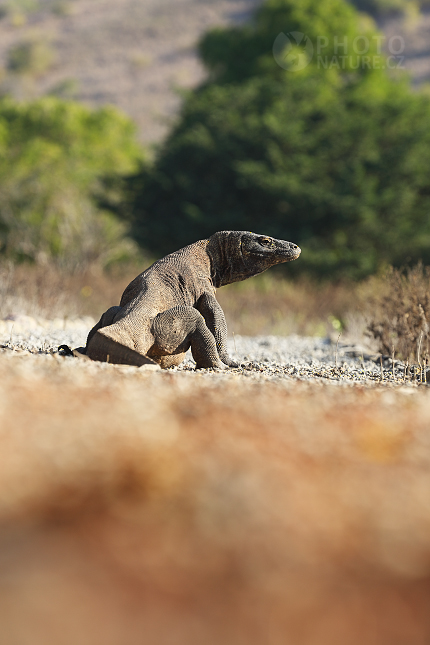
0 0 70 20
8 40 55 76
48 78 79 99
0 97 144 270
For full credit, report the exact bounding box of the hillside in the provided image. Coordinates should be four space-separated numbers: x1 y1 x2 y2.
0 1 429 145
382 9 430 86
0 0 261 144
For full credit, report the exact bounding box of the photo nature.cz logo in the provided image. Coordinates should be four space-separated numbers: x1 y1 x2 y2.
273 32 405 72
273 32 314 71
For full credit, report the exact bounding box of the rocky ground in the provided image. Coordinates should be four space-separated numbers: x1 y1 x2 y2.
0 314 424 387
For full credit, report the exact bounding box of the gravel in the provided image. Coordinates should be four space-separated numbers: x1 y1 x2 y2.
0 315 417 387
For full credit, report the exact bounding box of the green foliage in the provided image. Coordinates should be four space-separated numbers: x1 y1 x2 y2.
129 0 430 279
198 0 373 84
0 0 36 24
48 78 80 99
0 0 73 21
8 40 55 76
0 96 143 270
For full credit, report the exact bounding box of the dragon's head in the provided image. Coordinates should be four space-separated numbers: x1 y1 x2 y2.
207 231 301 287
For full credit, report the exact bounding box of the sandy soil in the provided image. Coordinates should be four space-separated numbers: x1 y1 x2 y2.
0 342 430 643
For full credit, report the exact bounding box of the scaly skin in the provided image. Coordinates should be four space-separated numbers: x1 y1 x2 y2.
64 231 301 369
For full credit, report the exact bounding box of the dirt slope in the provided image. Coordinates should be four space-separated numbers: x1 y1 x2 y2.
0 2 429 141
0 0 261 144
382 9 430 86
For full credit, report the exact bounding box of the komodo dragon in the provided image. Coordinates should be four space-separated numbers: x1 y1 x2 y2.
60 231 301 369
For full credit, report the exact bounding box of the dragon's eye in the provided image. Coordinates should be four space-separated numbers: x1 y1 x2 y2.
260 238 272 247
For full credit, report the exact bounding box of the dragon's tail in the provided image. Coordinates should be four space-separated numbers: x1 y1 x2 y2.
58 345 90 359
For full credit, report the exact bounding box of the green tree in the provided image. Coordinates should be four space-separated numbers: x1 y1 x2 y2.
129 0 430 279
0 97 143 270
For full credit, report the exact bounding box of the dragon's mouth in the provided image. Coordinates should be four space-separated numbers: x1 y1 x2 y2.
279 245 301 261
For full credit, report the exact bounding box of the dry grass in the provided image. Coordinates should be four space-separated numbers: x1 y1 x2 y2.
218 274 360 337
0 261 363 337
367 264 430 362
0 354 430 643
0 260 146 320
